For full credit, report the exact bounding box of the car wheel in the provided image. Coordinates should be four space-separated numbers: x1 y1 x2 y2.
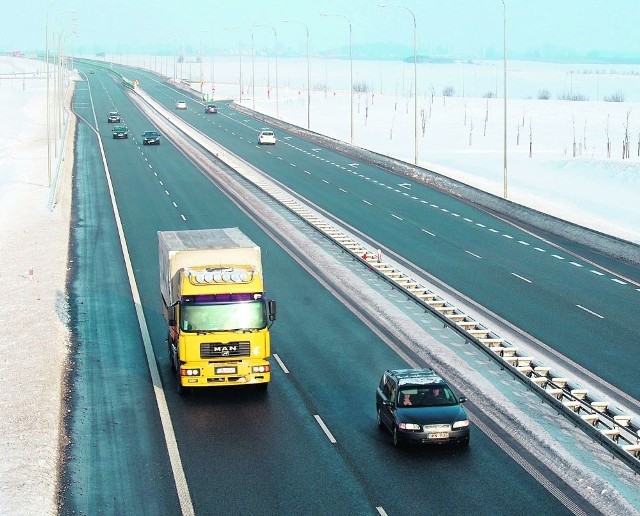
376 408 384 430
459 437 470 448
393 426 402 448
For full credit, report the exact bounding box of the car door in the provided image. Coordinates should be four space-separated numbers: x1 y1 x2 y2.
378 376 396 430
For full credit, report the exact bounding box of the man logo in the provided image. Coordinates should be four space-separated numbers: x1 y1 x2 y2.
213 345 237 357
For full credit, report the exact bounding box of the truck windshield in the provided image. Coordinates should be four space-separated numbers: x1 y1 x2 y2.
181 300 266 332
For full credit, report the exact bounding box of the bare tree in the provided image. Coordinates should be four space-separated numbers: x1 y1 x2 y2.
605 114 611 158
483 99 489 136
529 119 533 157
572 115 577 157
623 110 631 159
469 117 474 146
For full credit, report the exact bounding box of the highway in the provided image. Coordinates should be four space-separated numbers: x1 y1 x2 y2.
57 62 638 514
131 66 640 403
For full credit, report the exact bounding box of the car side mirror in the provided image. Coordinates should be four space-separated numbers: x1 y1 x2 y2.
459 396 467 403
382 399 392 407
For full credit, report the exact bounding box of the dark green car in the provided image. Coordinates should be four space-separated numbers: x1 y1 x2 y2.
112 125 129 139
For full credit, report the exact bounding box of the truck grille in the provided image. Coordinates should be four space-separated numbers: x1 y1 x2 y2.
200 341 250 359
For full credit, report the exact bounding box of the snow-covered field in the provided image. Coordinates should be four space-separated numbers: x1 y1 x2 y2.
1 53 639 514
0 56 72 515
194 56 640 244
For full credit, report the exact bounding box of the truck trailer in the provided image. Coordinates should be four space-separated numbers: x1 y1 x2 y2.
158 228 276 394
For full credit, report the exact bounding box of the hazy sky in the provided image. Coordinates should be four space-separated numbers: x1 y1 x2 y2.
4 0 640 61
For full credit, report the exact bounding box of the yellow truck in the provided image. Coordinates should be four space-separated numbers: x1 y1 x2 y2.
158 228 276 394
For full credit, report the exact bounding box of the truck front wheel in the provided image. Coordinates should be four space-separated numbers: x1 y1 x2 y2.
168 337 175 372
176 369 190 396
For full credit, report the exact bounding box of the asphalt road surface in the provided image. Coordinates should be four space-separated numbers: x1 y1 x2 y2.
57 62 631 515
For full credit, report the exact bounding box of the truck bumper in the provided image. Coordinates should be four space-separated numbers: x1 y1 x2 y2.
179 361 270 387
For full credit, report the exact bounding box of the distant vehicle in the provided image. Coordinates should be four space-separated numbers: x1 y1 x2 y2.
90 70 95 75
204 104 218 114
107 111 122 123
175 100 187 110
142 130 161 145
376 368 470 447
112 125 129 139
258 130 276 145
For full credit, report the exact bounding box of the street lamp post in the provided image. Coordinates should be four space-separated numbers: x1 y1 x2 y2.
225 27 256 108
321 13 353 145
198 30 215 100
502 0 508 199
45 0 63 187
283 20 310 130
251 31 255 110
379 4 418 165
254 24 279 119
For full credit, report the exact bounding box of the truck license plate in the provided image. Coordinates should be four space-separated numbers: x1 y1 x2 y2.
215 366 237 375
427 432 448 439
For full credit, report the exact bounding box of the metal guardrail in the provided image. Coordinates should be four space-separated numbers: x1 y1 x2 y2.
129 85 640 473
250 179 640 471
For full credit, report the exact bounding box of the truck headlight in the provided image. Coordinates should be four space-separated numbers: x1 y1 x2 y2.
180 368 201 376
252 365 270 373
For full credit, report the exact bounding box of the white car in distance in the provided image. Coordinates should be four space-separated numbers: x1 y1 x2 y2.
175 100 187 109
258 130 276 145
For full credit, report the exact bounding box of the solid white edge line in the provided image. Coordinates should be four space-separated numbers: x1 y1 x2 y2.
313 415 337 443
95 129 194 514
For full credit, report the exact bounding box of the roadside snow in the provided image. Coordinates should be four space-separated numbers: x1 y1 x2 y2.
0 56 72 515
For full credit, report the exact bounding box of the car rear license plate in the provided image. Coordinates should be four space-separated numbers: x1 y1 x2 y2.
215 366 237 375
427 432 449 439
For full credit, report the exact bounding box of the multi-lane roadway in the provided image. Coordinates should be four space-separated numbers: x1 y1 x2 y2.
58 62 639 515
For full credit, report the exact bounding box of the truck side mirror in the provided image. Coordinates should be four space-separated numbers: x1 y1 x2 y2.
268 299 277 321
168 319 176 326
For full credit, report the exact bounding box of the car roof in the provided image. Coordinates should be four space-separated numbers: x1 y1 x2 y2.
260 130 274 134
143 130 159 134
385 368 445 386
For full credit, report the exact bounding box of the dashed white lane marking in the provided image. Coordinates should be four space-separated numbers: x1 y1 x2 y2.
511 272 532 283
313 415 337 444
273 353 289 373
466 250 482 259
577 305 604 318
